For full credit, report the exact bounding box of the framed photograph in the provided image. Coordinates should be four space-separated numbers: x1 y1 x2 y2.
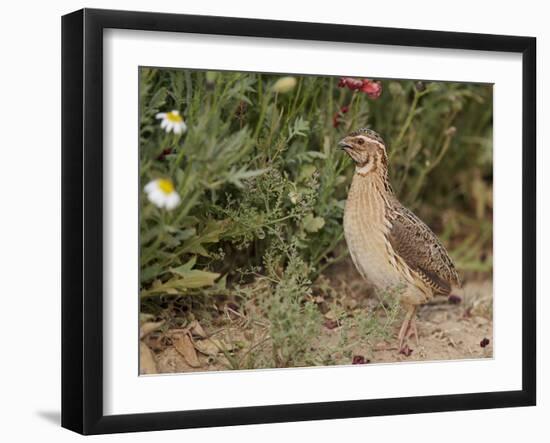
61 8 536 435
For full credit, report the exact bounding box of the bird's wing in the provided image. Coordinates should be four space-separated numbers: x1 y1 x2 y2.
387 204 460 295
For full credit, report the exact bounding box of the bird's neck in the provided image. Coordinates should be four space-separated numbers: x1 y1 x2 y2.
346 166 394 235
354 163 393 196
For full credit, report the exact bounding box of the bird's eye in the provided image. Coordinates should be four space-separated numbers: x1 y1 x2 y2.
357 138 364 145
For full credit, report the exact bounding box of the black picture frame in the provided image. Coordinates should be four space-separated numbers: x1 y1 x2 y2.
61 8 536 435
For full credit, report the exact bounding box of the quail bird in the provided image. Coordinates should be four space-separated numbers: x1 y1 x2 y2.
340 128 460 351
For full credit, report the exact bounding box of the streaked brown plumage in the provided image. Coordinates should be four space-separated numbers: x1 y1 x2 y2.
340 128 460 350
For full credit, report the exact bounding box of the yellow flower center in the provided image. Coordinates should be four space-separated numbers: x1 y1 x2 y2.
166 111 183 123
158 179 175 195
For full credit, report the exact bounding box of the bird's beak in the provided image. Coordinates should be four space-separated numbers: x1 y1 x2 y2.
338 139 351 150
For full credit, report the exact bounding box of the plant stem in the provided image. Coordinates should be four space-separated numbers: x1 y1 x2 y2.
393 89 421 153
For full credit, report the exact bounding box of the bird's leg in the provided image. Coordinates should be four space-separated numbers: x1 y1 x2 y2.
397 305 416 350
406 311 419 347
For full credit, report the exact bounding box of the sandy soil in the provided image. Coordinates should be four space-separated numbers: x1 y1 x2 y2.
140 267 493 374
350 282 493 364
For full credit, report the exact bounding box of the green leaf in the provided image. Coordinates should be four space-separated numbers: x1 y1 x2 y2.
140 264 162 283
148 87 167 113
170 256 197 276
228 167 269 188
169 270 220 289
298 164 317 182
287 116 310 141
304 151 326 160
184 244 209 257
141 269 221 297
162 227 198 247
303 214 325 233
178 216 200 227
336 200 346 210
179 220 226 257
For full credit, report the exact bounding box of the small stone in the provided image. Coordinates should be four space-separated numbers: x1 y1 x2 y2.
480 337 490 348
352 355 370 364
323 319 339 330
448 294 462 304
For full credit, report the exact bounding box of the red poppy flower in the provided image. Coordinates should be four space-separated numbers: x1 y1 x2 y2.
360 79 382 99
338 77 363 90
332 105 350 128
338 77 382 99
156 147 173 161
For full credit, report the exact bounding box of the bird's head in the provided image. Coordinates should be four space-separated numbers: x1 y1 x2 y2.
338 128 388 174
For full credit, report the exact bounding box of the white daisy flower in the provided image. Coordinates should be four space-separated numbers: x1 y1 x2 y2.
144 179 181 210
155 110 187 134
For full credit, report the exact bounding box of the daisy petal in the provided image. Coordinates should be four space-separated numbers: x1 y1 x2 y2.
165 193 181 210
148 190 165 208
144 180 158 194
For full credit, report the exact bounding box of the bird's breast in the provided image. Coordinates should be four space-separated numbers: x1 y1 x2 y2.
343 174 404 290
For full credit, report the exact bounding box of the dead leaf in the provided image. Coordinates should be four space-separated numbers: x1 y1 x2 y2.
189 320 207 338
139 313 155 324
194 337 236 356
193 339 220 356
139 341 158 375
172 333 201 367
140 320 165 339
155 347 194 373
343 298 358 310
